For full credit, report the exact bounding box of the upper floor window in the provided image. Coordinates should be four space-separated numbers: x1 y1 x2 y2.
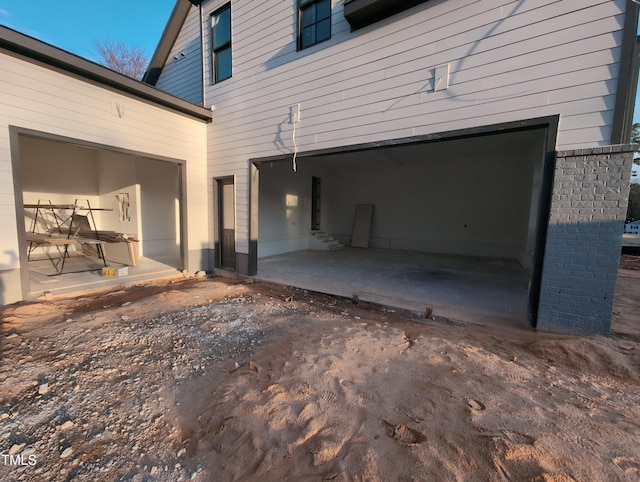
299 0 331 50
211 4 232 83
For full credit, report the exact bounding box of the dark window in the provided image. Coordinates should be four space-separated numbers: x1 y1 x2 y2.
299 0 331 50
211 4 231 83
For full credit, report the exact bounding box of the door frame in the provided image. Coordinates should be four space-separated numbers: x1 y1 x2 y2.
213 176 236 269
248 115 559 327
10 126 188 300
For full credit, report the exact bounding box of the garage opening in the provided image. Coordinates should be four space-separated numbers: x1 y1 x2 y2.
253 123 553 327
14 133 184 299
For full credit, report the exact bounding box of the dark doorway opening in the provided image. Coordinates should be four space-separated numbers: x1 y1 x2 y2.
311 176 321 230
216 177 236 269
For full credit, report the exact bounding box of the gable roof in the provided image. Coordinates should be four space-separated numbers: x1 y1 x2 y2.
143 0 194 86
0 24 212 122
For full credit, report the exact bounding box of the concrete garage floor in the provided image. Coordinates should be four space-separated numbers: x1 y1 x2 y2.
255 248 531 329
28 254 182 299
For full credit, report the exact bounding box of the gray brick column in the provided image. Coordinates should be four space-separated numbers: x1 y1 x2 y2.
537 145 636 334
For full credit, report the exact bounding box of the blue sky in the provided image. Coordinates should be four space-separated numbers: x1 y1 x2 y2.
0 0 175 62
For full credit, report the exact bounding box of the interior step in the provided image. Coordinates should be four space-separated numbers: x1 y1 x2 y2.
310 231 344 251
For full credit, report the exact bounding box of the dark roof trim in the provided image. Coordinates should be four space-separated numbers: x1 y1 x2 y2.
611 0 639 144
143 0 193 85
0 25 212 122
250 115 560 163
344 0 431 30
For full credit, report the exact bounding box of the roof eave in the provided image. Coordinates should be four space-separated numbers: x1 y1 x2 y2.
142 0 193 85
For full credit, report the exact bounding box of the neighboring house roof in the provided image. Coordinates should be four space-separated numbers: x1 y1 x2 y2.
143 0 194 86
0 25 212 122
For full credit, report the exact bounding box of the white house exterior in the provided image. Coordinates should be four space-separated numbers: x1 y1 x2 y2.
143 0 638 335
1 0 638 335
0 26 212 305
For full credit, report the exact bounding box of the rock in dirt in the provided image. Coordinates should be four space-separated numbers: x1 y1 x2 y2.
60 421 74 430
60 447 73 459
8 443 25 455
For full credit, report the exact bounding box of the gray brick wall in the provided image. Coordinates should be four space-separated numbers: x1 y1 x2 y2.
537 144 636 334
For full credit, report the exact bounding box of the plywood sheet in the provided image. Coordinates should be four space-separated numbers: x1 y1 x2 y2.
103 242 139 267
351 204 374 248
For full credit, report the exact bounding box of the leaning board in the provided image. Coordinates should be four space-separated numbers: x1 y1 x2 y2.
351 204 374 248
102 242 139 267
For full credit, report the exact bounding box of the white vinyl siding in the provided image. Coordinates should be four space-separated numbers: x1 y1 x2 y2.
155 5 203 105
193 0 626 254
0 51 208 303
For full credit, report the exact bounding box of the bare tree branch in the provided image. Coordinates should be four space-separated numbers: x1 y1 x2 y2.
93 39 148 80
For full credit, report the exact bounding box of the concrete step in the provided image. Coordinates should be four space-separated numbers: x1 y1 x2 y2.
309 231 343 251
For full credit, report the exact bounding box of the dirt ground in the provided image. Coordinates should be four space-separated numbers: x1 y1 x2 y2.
1 256 639 482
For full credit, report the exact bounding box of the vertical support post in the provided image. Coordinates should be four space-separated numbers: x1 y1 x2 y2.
536 145 636 334
248 162 259 276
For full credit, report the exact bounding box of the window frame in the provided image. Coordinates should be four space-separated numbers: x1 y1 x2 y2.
210 3 232 84
298 0 332 51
